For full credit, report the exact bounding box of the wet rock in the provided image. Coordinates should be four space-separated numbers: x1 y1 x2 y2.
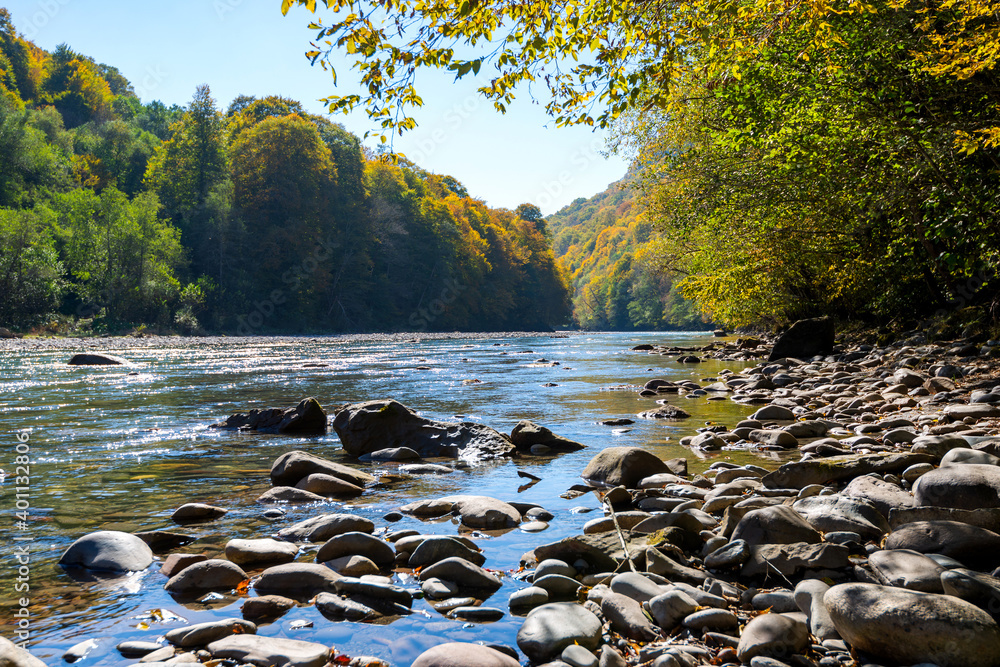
295 473 364 497
768 316 835 362
68 353 125 365
63 639 98 663
225 539 298 567
315 532 394 567
270 451 374 488
516 602 603 663
333 576 413 607
409 536 485 568
411 643 520 667
422 577 460 600
165 618 256 648
868 549 946 593
748 429 799 448
737 613 810 661
732 505 822 546
276 513 374 543
751 405 796 421
399 463 454 474
637 405 692 420
885 520 1000 569
762 452 935 489
509 586 549 611
171 503 227 524
511 421 586 452
206 635 331 667
0 637 48 667
332 399 514 460
358 447 421 461
401 499 456 517
327 555 380 577
419 557 502 593
241 595 296 621
824 582 1000 667
581 447 672 488
163 559 247 593
449 606 504 622
58 530 154 572
133 530 195 552
792 496 889 541
211 397 327 435
253 563 340 595
117 641 164 658
160 554 207 577
443 495 521 529
314 592 379 621
914 464 1000 509
256 487 328 504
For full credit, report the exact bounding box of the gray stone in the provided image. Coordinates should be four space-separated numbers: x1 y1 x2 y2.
742 543 851 578
601 591 659 641
411 642 520 667
326 555 379 577
581 447 671 488
914 464 1000 509
824 583 1000 667
294 473 364 497
171 503 227 523
315 532 394 566
211 397 327 435
163 559 247 593
358 447 421 461
516 603 603 663
940 448 1000 467
400 499 456 517
868 549 946 593
255 487 328 504
885 521 1000 569
705 539 750 570
240 595 296 621
682 608 738 631
165 618 256 648
225 538 298 567
748 429 799 448
442 495 521 529
737 613 810 661
751 405 796 421
646 590 699 630
791 495 890 541
332 399 514 460
276 513 374 542
562 644 599 667
270 450 373 488
732 505 822 546
206 635 331 667
419 557 502 593
509 586 549 610
534 574 582 598
253 563 340 595
762 452 935 489
794 579 838 640
944 404 1000 420
59 530 154 572
940 568 1000 616
842 475 914 517
609 572 664 603
160 554 207 577
511 421 586 452
314 593 379 621
68 352 126 365
117 641 164 659
409 536 485 568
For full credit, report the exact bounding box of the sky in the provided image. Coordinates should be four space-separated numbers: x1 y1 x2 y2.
3 0 628 214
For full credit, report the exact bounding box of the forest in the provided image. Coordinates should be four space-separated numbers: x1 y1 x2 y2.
283 0 1000 334
0 8 571 334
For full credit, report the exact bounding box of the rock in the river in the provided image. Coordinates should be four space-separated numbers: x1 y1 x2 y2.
163 559 247 593
409 536 486 568
0 637 48 667
751 404 796 421
225 538 298 567
737 613 810 662
207 635 331 667
411 643 520 667
255 487 328 504
884 520 1000 569
511 421 586 452
294 473 364 497
581 447 672 488
419 557 502 594
636 405 691 420
171 503 227 524
276 513 374 543
824 583 1000 667
914 464 1000 510
332 399 514 460
68 353 126 365
58 530 153 572
270 451 374 488
315 531 394 567
165 618 256 648
442 495 521 530
211 397 328 435
253 563 340 595
241 595 296 621
516 602 603 663
768 316 835 361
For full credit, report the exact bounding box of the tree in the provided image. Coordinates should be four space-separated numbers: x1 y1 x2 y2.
0 203 64 325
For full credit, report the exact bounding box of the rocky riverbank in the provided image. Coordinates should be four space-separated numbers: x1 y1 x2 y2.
14 328 1000 667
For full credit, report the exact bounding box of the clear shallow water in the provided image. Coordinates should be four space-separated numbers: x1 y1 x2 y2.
0 332 776 665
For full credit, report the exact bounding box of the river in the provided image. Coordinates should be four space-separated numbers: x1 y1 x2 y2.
0 331 775 665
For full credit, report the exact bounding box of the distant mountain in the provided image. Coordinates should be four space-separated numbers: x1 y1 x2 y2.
547 178 710 330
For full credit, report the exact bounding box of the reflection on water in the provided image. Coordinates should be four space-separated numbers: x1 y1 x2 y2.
0 332 778 665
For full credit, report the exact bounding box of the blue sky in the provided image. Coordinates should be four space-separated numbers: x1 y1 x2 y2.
4 0 627 213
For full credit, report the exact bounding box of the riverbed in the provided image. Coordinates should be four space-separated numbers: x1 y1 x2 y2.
0 331 772 665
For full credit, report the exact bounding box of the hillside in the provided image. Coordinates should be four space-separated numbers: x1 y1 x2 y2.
547 179 708 331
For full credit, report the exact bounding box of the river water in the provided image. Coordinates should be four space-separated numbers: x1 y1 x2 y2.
0 331 778 665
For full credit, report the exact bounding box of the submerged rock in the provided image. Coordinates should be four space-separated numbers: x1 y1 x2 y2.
511 420 585 452
332 399 514 460
58 530 153 572
211 397 327 435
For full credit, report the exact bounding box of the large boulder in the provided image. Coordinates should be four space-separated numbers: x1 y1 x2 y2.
207 635 331 667
68 353 126 366
914 464 1000 510
791 495 890 542
269 451 374 488
0 637 48 667
332 400 514 460
276 513 375 543
762 452 935 489
211 397 327 435
581 447 671 488
58 531 153 572
411 643 520 667
824 583 1000 667
510 420 585 452
731 505 822 546
441 495 521 530
842 475 914 517
884 520 1000 569
516 602 603 663
768 316 835 361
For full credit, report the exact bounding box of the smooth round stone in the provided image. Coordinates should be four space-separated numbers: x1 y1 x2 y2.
315 532 394 566
411 642 519 667
682 608 739 632
422 578 460 600
526 507 554 521
521 521 549 532
171 503 227 523
533 574 581 598
535 559 577 579
448 606 505 622
561 644 599 667
262 509 286 520
752 590 799 613
902 463 935 482
408 536 485 568
240 595 296 621
58 530 154 572
163 559 247 593
824 583 1000 667
869 549 945 593
646 589 699 633
326 555 380 577
117 641 164 658
225 538 299 566
705 539 750 569
64 639 99 663
509 586 549 611
737 613 809 661
609 572 664 603
516 603 603 663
